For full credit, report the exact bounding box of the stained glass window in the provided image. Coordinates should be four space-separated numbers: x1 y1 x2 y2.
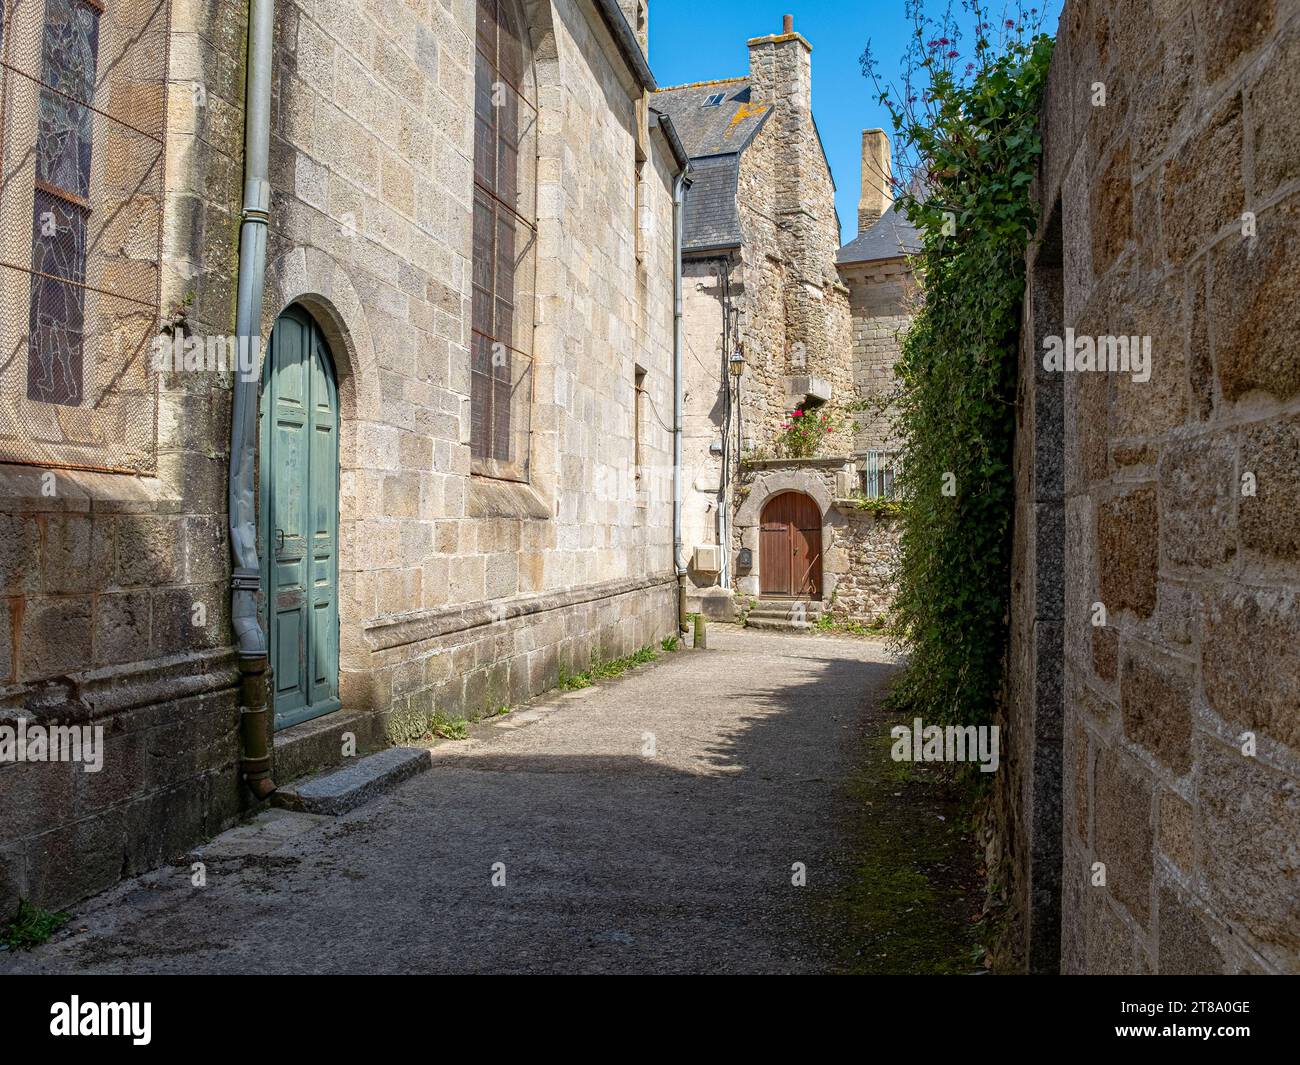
27 0 102 407
471 0 535 480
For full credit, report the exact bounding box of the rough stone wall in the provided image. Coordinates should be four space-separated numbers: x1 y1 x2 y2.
1030 0 1300 974
741 26 853 456
826 507 902 621
840 257 914 455
746 28 842 378
0 0 247 917
735 113 788 452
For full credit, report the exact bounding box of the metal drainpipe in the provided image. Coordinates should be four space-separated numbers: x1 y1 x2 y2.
718 261 732 591
230 0 276 799
672 168 689 633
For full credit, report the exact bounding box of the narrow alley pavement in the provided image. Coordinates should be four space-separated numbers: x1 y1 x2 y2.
0 629 982 975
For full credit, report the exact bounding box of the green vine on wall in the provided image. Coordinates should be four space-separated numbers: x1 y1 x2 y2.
864 3 1054 727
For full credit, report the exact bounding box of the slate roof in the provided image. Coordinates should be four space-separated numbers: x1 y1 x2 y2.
677 155 743 251
653 79 772 252
836 202 922 265
652 78 771 158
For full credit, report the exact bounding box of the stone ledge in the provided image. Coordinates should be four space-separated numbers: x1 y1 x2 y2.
833 497 904 518
0 646 240 723
742 455 852 470
363 572 678 652
783 374 832 406
0 463 182 514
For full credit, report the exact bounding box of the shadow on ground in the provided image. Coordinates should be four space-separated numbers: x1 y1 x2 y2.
0 630 982 974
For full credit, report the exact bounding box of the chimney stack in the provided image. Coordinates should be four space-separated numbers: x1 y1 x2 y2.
747 15 811 109
858 128 893 233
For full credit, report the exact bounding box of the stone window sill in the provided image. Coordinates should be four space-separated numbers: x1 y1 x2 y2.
0 462 177 514
467 474 552 520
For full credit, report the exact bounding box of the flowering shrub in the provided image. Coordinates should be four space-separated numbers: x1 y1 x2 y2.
778 406 846 458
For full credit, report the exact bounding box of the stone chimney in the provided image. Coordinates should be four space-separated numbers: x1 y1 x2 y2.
747 15 815 233
858 128 893 233
747 15 829 392
747 14 812 111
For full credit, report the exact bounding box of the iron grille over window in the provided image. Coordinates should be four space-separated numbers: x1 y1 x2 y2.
471 0 536 482
860 450 898 499
28 0 100 406
0 0 168 473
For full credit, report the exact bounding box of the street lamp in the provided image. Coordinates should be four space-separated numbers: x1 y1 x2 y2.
728 345 745 377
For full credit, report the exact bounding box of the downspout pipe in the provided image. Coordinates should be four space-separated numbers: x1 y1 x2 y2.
718 260 732 591
672 168 689 634
230 0 276 799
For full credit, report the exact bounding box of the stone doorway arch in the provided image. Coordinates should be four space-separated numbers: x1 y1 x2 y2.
734 466 838 602
759 491 822 597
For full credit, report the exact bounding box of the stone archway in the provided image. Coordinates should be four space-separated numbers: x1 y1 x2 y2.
735 467 839 602
259 247 381 710
260 246 381 422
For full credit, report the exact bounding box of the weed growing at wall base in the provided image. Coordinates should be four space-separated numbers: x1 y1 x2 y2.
2 898 69 951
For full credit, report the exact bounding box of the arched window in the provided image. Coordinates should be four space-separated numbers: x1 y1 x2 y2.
0 0 168 474
471 0 537 481
28 0 102 407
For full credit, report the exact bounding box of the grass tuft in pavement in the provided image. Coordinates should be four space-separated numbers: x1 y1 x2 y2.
2 899 69 952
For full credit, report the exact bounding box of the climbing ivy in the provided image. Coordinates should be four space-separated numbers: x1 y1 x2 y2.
864 4 1054 726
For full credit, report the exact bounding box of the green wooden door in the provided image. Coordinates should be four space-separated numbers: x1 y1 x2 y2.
260 306 341 730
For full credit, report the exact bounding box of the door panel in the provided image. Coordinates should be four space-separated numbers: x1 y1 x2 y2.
794 494 822 598
759 491 822 598
261 307 341 730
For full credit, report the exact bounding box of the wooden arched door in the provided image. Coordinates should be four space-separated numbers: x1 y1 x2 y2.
259 306 341 730
759 491 822 598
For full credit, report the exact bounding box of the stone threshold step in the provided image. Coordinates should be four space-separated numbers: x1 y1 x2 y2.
272 746 431 816
746 617 815 631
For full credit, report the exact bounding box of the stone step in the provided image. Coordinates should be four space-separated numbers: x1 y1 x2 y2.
745 616 815 632
748 601 823 622
272 746 431 816
748 607 822 620
273 707 387 786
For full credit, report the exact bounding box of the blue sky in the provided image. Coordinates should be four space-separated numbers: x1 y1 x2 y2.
649 1 1064 245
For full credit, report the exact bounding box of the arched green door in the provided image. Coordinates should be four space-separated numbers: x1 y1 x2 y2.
259 306 340 730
